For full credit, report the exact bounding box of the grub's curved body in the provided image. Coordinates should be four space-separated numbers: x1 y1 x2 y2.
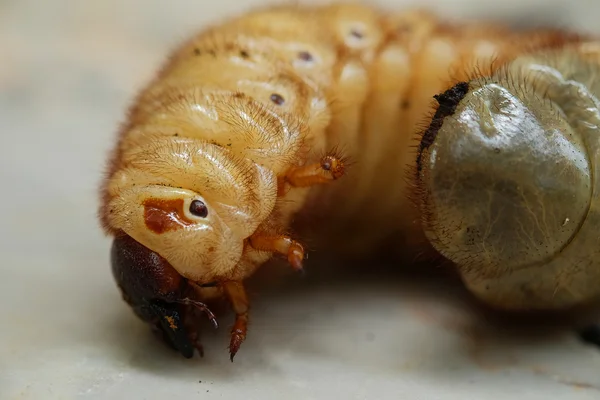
99 3 599 359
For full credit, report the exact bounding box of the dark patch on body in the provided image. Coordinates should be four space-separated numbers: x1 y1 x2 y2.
111 233 196 358
415 81 469 174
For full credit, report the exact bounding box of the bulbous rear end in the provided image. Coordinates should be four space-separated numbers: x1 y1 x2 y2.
415 51 600 309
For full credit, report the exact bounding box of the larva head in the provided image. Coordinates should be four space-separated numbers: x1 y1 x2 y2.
107 187 243 284
416 76 591 293
104 136 278 285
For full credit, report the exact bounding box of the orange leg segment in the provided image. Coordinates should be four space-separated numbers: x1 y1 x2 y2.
284 154 346 187
222 281 250 361
249 234 305 272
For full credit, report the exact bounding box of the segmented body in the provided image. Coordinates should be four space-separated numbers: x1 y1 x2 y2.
99 3 600 358
102 3 577 268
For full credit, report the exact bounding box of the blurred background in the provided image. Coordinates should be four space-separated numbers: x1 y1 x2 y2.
2 0 600 399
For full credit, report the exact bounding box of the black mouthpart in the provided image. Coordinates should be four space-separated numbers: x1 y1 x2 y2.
149 301 195 359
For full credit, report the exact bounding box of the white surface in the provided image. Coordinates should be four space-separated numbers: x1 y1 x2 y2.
2 0 600 399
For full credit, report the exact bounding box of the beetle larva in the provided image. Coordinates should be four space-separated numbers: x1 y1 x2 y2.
99 2 597 360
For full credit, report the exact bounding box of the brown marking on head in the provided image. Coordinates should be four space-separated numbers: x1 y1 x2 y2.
143 198 195 234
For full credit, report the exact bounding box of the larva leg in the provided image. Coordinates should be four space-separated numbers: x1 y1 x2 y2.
165 298 218 357
223 281 250 361
175 298 219 329
249 234 305 272
283 154 346 187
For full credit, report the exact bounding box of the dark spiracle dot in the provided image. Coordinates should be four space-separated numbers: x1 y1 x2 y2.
270 93 285 105
298 51 313 62
240 50 250 59
350 29 364 39
189 200 208 218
